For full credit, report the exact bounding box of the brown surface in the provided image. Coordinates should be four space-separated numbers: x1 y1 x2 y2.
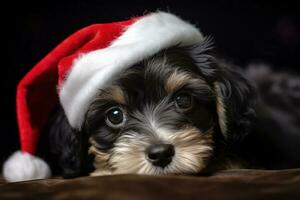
1 169 300 200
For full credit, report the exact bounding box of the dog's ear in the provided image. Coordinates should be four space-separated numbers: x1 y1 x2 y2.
186 38 256 145
212 62 256 144
47 107 90 178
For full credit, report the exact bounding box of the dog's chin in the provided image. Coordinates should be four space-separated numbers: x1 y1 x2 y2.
89 127 214 176
90 156 211 176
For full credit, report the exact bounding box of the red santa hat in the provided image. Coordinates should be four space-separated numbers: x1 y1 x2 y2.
3 12 204 182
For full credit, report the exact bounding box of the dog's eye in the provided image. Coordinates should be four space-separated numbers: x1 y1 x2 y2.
105 107 126 128
175 93 193 110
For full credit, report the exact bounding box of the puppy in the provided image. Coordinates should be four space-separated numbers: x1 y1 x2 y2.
6 12 299 183
42 37 257 178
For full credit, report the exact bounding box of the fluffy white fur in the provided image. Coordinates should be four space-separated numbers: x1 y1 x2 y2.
3 151 51 182
59 11 204 129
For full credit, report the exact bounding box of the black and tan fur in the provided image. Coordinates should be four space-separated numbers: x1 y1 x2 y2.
39 37 300 178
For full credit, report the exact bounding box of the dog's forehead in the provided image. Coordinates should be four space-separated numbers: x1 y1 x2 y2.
114 53 198 106
118 62 172 105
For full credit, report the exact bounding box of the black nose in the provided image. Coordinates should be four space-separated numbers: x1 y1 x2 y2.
146 144 175 168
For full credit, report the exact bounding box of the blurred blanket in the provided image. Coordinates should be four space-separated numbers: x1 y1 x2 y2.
1 169 300 200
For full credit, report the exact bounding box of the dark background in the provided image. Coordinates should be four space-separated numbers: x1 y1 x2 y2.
1 0 299 167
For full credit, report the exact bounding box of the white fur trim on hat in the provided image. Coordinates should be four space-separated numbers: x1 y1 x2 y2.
3 151 51 182
59 11 204 129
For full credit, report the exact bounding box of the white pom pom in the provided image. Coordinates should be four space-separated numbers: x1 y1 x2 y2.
2 151 51 182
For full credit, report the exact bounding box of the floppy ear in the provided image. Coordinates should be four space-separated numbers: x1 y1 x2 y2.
213 62 256 144
186 38 256 145
47 107 91 178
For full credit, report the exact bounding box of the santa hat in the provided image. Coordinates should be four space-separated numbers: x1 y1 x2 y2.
3 12 203 182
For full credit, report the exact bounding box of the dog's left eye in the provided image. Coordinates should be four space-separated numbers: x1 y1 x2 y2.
105 107 126 128
174 93 193 110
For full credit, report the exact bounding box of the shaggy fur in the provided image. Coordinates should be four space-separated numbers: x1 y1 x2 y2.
38 38 299 178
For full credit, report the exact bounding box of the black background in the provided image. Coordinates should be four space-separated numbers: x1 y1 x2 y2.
1 0 299 167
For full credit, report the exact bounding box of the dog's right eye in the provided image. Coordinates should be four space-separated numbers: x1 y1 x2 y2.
174 93 193 111
105 107 126 128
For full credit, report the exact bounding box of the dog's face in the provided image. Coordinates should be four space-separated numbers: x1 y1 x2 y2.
80 39 255 176
85 46 217 175
51 38 255 177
